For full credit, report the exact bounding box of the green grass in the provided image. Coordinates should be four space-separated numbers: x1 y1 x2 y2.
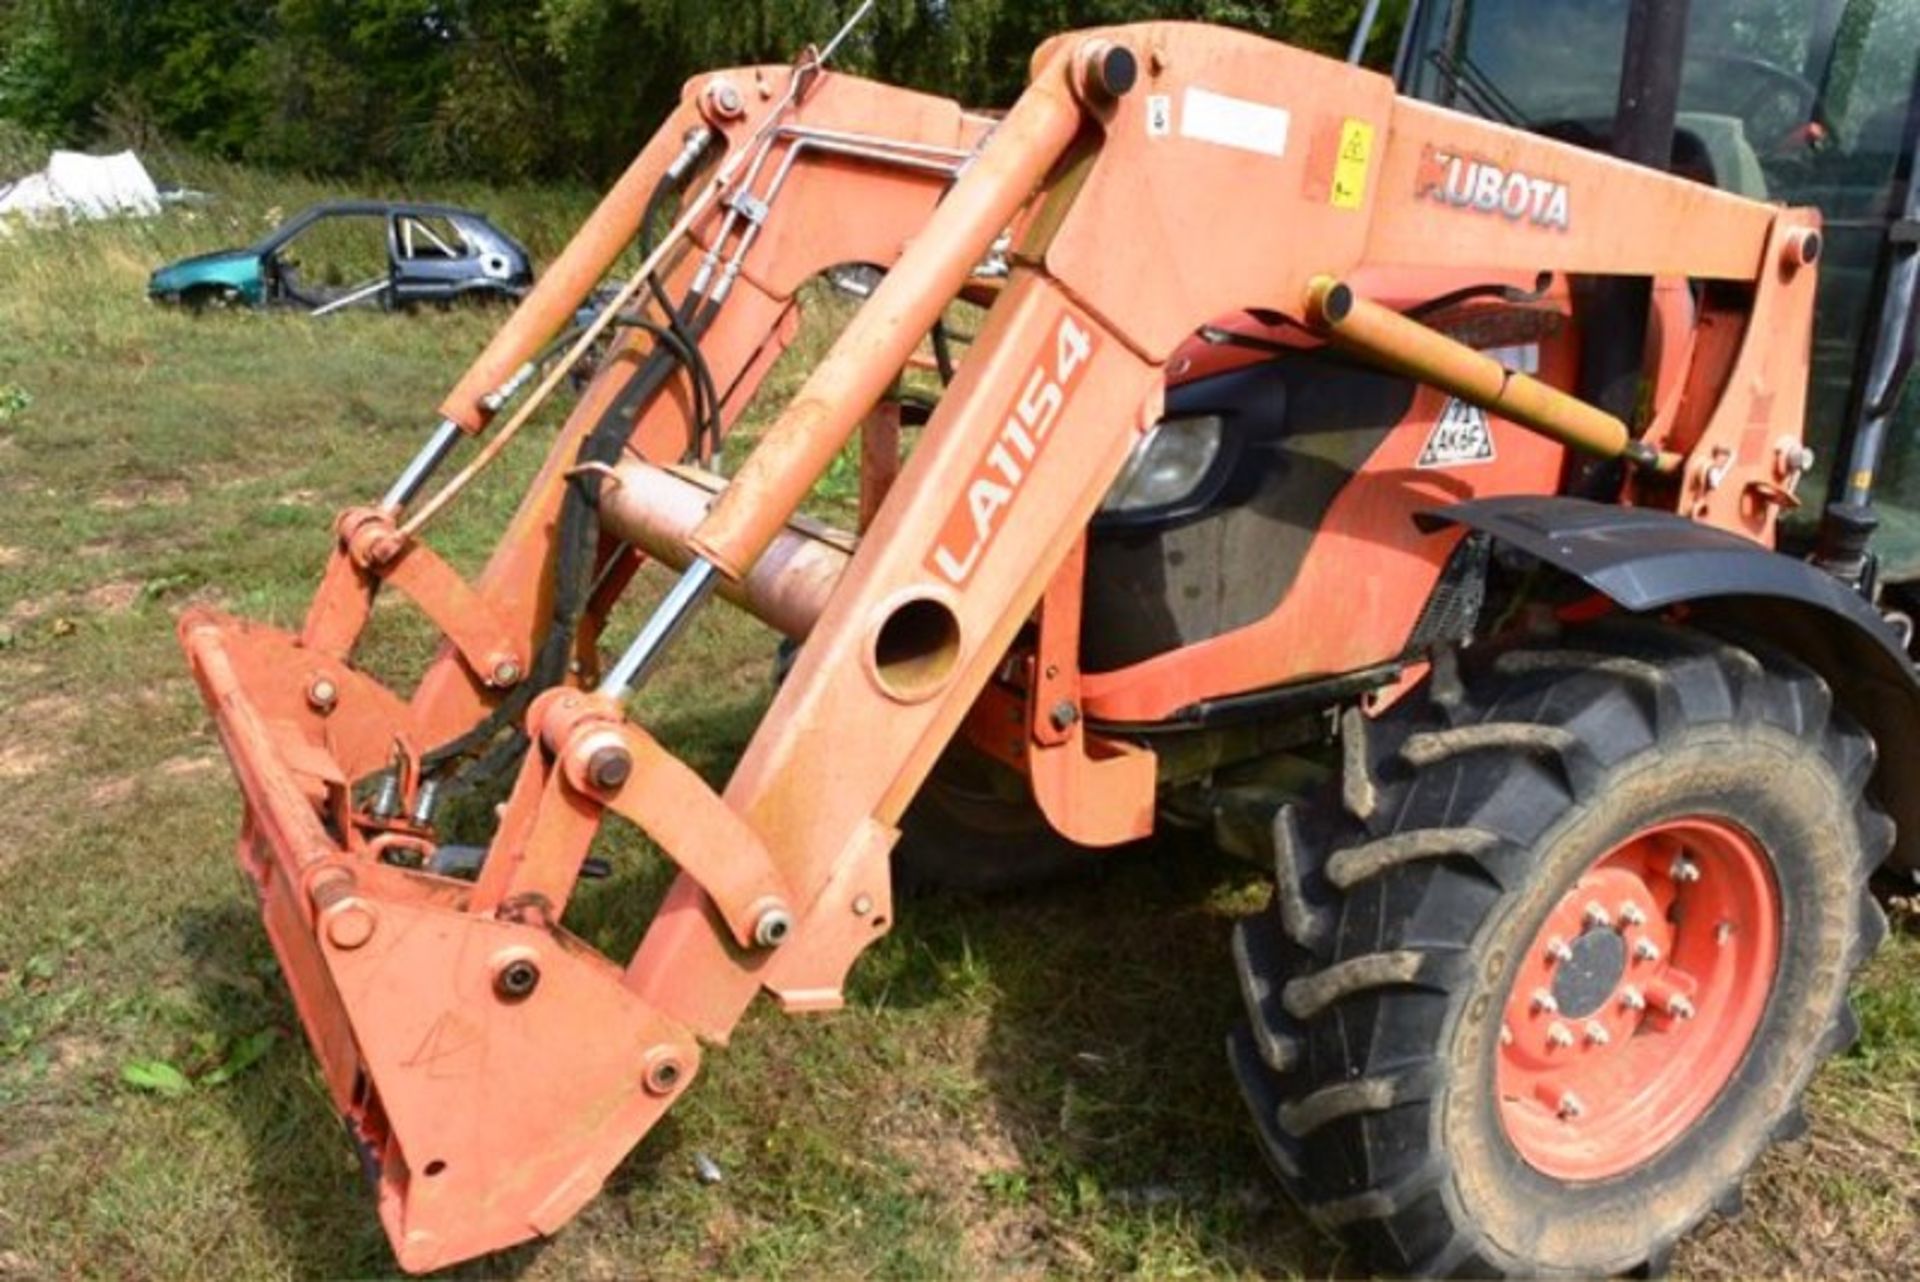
3 164 1920 1281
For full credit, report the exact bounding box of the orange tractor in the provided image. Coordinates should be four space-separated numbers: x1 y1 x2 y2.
181 1 1920 1274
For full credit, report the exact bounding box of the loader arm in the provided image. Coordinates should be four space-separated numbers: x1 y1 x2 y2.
181 20 1820 1273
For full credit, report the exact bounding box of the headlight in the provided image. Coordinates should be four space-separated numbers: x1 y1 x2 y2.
1099 415 1224 514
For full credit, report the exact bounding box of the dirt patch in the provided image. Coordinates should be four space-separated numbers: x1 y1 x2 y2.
0 743 54 781
91 480 190 512
876 1035 1052 1275
0 546 22 567
82 581 142 614
6 580 145 623
157 753 218 778
1679 1111 1920 1278
0 1250 42 1279
16 693 82 733
87 777 137 807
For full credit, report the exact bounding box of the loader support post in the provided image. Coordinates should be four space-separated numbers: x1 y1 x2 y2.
1579 0 1690 424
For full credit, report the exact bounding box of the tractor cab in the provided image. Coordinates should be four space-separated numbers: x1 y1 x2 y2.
1398 0 1920 581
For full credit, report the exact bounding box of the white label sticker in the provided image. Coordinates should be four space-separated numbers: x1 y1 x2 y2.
1419 399 1498 469
1146 94 1173 138
1180 86 1290 158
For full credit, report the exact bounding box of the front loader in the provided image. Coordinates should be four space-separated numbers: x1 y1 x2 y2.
181 3 1920 1276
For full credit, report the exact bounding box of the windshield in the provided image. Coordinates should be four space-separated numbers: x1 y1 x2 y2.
1404 0 1919 180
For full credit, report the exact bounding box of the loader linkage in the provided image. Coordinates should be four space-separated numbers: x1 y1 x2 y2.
183 15 1848 1274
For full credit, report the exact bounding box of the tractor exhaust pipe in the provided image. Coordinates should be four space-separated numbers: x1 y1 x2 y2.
596 461 850 640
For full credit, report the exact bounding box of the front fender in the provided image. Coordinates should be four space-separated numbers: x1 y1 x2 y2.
1436 496 1920 874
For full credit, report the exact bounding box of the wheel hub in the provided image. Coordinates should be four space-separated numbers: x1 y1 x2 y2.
1550 926 1626 1019
1496 817 1781 1180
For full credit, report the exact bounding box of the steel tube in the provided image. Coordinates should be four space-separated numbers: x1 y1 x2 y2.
597 559 720 698
1306 276 1677 471
596 461 849 639
381 419 464 511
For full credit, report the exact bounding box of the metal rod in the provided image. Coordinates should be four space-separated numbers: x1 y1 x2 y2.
382 419 464 511
310 278 392 317
1349 0 1385 63
779 124 974 159
819 0 877 65
598 559 721 698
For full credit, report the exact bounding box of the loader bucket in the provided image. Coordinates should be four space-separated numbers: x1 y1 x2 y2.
180 610 703 1272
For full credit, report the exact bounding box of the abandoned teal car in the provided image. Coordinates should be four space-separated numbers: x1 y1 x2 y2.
148 200 532 314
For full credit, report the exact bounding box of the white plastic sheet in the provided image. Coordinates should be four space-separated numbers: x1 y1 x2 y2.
0 150 162 223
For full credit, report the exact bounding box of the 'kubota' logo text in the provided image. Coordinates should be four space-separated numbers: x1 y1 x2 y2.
1416 146 1570 231
928 312 1097 587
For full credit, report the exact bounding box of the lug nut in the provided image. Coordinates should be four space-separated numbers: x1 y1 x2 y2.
1620 986 1648 1012
1546 1022 1574 1049
1500 1022 1514 1046
586 744 634 792
1619 903 1647 927
1670 856 1702 884
1531 989 1560 1015
1557 1091 1586 1120
1715 920 1735 946
1633 938 1662 963
753 905 794 949
1583 902 1613 929
1665 994 1696 1020
1584 1020 1612 1046
1545 937 1574 964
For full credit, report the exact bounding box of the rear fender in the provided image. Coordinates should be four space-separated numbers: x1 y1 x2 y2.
1437 496 1920 874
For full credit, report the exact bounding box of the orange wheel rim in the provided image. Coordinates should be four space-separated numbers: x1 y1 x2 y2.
1496 817 1781 1180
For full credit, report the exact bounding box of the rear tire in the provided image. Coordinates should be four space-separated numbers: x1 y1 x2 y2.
1230 621 1890 1277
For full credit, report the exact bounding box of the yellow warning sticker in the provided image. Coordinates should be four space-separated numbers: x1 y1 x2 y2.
1332 118 1374 210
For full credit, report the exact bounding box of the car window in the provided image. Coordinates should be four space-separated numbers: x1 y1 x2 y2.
395 214 471 262
277 213 390 288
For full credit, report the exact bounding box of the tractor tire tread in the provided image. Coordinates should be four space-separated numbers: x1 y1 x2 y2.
1230 623 1888 1278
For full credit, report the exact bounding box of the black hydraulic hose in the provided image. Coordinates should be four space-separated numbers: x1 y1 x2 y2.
425 164 736 784
422 316 714 778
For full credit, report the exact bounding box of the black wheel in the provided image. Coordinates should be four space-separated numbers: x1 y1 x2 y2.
1229 621 1890 1277
181 286 243 313
894 745 1101 893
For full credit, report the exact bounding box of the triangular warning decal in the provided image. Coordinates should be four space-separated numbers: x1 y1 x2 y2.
1418 399 1497 469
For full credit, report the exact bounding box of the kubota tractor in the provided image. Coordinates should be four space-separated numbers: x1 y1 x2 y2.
180 1 1920 1275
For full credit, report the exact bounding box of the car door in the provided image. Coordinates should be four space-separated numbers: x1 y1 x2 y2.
388 211 479 305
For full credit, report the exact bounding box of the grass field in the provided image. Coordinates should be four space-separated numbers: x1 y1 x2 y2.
4 152 1920 1280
